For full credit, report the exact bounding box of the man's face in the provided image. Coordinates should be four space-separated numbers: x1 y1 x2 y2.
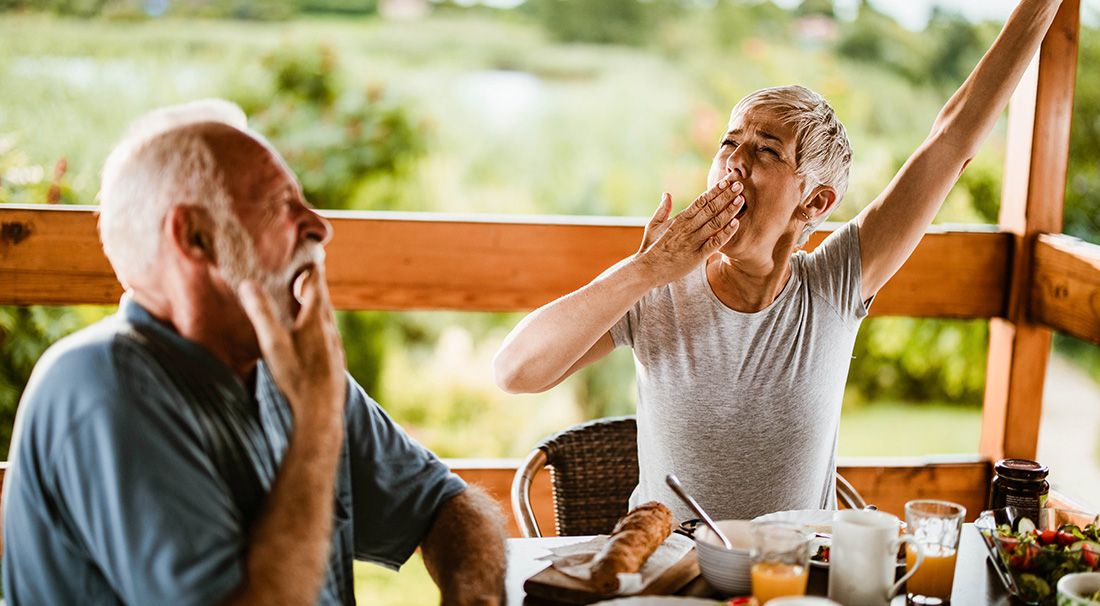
706 106 805 256
212 133 332 327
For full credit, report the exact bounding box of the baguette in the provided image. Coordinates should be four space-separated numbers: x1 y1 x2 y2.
589 501 673 593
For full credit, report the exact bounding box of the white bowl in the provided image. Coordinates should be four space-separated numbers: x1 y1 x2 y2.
1058 572 1100 606
693 520 754 595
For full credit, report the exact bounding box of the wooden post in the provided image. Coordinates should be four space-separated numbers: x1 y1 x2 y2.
980 0 1080 462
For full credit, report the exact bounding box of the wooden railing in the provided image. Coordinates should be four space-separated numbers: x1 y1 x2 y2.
0 0 1093 536
0 205 1010 316
3 203 1099 530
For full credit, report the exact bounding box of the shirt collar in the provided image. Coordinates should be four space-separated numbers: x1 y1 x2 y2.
118 293 252 400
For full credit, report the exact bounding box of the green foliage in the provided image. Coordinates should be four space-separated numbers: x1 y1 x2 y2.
523 0 679 45
0 307 112 459
836 2 929 85
923 8 991 87
353 555 438 605
232 44 426 211
837 400 981 455
848 319 989 407
0 136 78 205
1065 28 1100 245
795 0 833 19
25 0 110 17
165 0 298 20
707 0 792 50
572 348 637 420
296 0 376 15
1 0 365 19
837 3 994 90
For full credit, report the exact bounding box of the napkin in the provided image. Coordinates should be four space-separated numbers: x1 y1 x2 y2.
539 532 694 594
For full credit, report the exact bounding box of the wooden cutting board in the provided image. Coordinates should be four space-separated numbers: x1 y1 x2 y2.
522 549 701 605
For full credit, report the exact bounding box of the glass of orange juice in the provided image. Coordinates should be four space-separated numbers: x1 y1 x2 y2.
750 521 810 605
904 500 966 605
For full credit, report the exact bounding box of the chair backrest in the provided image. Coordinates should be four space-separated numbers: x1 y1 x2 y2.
512 416 638 537
511 415 867 537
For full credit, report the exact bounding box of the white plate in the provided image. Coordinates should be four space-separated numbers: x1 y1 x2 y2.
753 509 835 532
591 598 723 605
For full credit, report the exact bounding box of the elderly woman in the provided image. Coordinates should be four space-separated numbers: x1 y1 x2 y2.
494 0 1064 521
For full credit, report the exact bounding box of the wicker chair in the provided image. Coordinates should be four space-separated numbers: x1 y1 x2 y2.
511 415 868 537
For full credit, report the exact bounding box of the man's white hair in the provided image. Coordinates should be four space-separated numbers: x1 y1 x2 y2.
729 85 852 246
98 99 249 287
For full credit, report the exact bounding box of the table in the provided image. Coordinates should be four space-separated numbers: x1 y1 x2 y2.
506 525 1015 605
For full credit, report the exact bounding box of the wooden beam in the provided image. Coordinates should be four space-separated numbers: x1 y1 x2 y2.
1032 234 1100 345
0 456 990 538
981 0 1080 462
451 458 992 536
0 205 1010 317
835 458 991 522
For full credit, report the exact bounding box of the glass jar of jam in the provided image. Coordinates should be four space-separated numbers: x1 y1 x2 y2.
990 458 1049 522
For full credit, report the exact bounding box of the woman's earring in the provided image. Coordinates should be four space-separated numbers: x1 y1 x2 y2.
800 211 810 221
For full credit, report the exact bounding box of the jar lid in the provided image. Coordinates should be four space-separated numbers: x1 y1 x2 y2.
995 458 1049 480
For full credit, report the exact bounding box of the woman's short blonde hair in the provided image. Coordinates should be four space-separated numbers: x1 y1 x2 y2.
729 85 852 246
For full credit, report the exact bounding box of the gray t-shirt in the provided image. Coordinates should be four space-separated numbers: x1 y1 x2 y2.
2 296 466 606
611 220 871 521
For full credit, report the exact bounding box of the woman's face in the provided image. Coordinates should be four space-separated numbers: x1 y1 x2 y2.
707 106 807 258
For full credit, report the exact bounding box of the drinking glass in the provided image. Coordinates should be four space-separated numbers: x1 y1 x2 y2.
750 521 810 605
904 500 966 605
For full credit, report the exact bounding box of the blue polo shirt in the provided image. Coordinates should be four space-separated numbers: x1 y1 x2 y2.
2 296 466 605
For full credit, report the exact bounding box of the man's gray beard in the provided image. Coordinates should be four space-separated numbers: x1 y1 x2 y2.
216 216 325 328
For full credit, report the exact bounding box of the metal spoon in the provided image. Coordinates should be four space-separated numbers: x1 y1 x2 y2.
665 473 734 551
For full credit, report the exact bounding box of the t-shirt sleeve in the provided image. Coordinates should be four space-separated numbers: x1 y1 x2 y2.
43 345 245 606
803 220 873 323
344 379 467 569
610 302 639 349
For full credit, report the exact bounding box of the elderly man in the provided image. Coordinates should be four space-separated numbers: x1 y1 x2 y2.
2 101 506 605
495 0 1064 521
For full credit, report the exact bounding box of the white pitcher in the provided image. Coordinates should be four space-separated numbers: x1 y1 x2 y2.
827 509 924 606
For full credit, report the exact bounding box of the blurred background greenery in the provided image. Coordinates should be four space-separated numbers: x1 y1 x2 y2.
1 0 1099 603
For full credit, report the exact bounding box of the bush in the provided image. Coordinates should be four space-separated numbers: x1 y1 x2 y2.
848 318 988 407
233 44 426 211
